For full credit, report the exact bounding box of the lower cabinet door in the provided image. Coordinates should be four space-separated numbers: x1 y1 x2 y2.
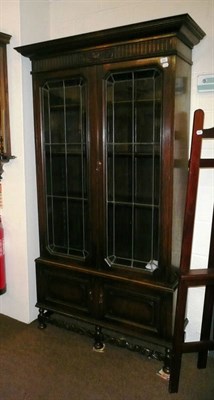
102 280 176 340
36 260 176 341
36 261 93 318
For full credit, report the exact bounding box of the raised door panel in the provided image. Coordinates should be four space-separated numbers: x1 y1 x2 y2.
103 281 161 335
102 280 176 339
36 261 92 318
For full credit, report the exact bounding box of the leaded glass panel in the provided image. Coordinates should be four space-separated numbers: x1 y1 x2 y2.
106 69 162 270
41 78 88 258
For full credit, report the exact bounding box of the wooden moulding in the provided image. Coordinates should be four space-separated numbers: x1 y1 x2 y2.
15 14 206 75
0 32 15 179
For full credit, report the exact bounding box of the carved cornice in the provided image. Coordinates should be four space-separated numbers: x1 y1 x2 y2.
15 14 205 73
31 36 191 73
0 32 11 45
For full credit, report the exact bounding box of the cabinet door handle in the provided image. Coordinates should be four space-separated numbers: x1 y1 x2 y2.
88 290 93 301
96 161 102 172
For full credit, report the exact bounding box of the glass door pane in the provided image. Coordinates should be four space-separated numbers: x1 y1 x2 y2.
41 78 88 259
105 69 162 271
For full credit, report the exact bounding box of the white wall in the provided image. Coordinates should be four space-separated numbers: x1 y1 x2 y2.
0 0 50 322
0 1 213 340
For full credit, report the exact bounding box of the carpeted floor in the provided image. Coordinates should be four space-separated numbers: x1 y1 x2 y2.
0 313 213 400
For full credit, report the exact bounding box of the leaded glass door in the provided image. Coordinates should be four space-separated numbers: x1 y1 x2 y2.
41 77 89 260
105 68 162 271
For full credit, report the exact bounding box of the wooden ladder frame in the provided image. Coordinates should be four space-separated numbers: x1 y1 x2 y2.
169 109 214 393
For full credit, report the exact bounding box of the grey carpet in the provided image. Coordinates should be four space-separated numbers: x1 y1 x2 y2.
0 314 213 400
